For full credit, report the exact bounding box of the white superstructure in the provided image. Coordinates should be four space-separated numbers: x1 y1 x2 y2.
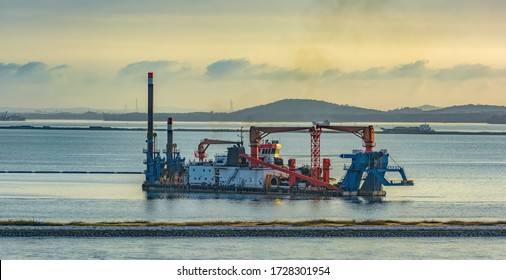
187 142 289 188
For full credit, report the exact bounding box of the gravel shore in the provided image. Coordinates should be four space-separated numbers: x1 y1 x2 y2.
1 225 505 238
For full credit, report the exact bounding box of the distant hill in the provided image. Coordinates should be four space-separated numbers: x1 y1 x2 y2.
21 99 506 124
415 105 441 111
233 99 381 115
430 104 506 114
228 99 383 122
388 107 424 114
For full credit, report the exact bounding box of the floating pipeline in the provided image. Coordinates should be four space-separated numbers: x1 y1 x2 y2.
0 125 241 132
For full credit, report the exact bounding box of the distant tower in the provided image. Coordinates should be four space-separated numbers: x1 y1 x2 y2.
125 104 128 113
230 100 234 112
136 99 138 112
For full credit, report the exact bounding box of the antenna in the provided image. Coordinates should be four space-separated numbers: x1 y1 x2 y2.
238 126 244 146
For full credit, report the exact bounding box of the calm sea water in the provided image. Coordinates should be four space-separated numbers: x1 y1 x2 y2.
1 237 505 260
1 121 505 259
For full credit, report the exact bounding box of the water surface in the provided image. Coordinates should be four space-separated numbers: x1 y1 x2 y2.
1 121 505 259
1 237 504 259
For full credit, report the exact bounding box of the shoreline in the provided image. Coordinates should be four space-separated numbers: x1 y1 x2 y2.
3 220 506 227
1 125 506 135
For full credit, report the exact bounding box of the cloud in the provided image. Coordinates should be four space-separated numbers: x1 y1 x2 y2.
16 62 46 75
50 64 70 72
321 60 506 81
434 64 505 81
206 59 250 78
321 69 341 79
0 62 69 82
386 60 431 78
313 0 392 15
206 58 506 82
344 67 386 79
206 59 313 80
0 63 19 76
118 60 191 79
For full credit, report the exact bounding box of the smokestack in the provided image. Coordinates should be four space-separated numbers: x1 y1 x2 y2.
147 72 154 159
167 117 173 158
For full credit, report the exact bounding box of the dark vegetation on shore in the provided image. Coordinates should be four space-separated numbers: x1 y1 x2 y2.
2 219 505 227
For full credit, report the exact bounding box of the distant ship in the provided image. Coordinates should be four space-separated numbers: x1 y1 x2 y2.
0 111 26 121
380 123 435 134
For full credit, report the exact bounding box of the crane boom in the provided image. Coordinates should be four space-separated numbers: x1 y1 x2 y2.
197 138 242 162
320 125 375 152
248 125 376 167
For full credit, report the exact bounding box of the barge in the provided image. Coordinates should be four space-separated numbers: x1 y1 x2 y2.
380 123 435 134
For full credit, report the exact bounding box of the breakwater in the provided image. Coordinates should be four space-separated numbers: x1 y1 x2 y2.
2 225 505 238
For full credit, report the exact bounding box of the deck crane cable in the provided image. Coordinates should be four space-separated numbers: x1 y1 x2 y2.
388 154 402 168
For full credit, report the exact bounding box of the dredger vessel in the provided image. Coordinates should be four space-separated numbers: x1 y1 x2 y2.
142 72 413 197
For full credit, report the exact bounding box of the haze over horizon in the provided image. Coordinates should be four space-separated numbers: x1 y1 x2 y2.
1 0 506 112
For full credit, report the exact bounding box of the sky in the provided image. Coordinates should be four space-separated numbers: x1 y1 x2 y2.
1 0 506 112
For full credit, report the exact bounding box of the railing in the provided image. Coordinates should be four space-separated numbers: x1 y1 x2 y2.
143 148 161 153
386 165 403 170
342 165 404 171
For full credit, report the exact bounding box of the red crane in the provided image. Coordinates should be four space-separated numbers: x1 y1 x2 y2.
196 138 242 162
310 126 322 179
248 125 375 173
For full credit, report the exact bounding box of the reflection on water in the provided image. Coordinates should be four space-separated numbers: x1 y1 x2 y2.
145 190 385 204
145 190 343 201
342 196 385 204
144 190 390 209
